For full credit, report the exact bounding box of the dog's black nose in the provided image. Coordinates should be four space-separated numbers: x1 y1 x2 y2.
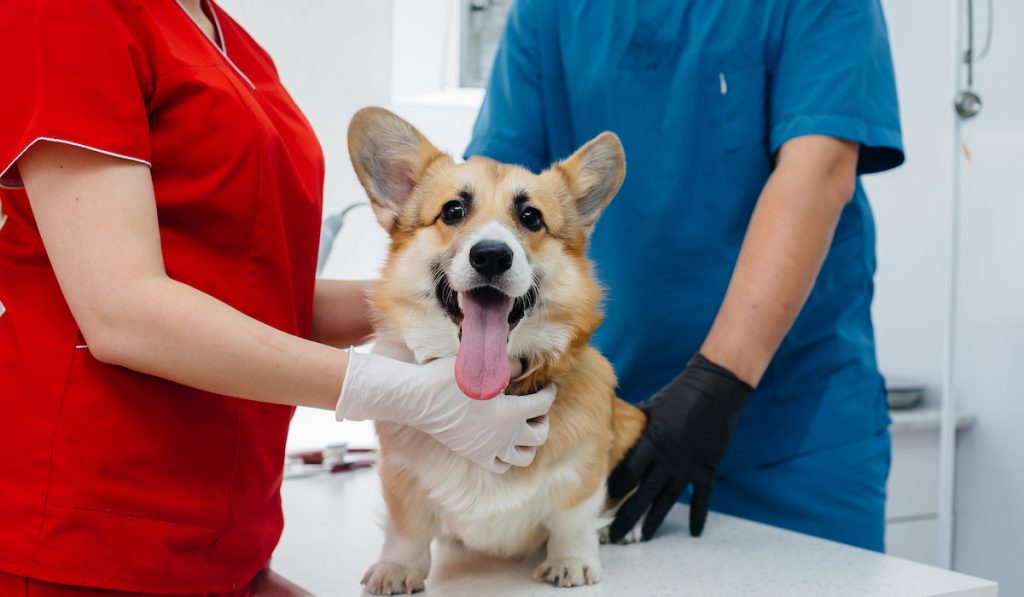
469 241 513 278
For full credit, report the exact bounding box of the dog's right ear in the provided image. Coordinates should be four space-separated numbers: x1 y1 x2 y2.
348 107 444 231
554 132 625 234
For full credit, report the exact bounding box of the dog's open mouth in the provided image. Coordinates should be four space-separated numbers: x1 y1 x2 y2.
435 275 537 401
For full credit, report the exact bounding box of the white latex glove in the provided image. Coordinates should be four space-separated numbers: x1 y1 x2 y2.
337 349 555 474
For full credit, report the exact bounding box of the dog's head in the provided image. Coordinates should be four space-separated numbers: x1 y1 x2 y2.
349 108 624 400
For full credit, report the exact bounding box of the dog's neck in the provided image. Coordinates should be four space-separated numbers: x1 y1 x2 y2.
505 335 592 396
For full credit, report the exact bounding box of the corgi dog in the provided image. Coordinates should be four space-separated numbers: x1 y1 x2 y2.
348 107 646 594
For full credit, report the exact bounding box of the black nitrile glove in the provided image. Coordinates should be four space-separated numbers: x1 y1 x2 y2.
607 353 752 542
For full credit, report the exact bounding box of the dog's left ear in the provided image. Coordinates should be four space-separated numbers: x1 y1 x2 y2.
555 132 625 232
348 107 446 231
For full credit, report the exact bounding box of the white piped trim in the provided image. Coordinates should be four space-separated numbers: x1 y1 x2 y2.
207 0 228 55
0 137 152 190
174 0 256 90
0 300 5 319
75 344 89 349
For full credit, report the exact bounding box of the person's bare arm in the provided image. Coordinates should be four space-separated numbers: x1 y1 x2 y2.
700 135 859 386
20 142 345 410
608 135 860 541
309 279 375 348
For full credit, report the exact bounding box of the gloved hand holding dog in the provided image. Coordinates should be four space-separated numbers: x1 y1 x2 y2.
607 353 752 542
336 347 555 474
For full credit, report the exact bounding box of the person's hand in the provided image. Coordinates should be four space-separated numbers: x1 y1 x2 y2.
337 349 555 474
607 354 752 542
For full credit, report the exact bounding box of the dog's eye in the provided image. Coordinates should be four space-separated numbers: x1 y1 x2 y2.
519 207 543 232
440 201 466 225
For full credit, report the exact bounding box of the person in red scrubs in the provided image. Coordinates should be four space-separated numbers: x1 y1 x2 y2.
0 1 554 595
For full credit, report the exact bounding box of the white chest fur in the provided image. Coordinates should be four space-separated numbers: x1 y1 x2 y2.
377 421 593 558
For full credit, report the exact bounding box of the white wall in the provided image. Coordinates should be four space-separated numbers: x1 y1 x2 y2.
866 0 958 407
391 0 462 98
864 2 1024 589
389 0 481 159
870 0 1024 590
950 0 1024 592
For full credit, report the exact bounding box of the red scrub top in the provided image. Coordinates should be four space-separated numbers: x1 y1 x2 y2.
0 0 324 593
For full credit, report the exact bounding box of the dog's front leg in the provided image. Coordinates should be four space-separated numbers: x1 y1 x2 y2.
362 465 437 595
362 517 435 595
533 489 604 587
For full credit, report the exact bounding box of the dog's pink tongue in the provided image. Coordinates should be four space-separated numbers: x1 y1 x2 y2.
456 291 513 400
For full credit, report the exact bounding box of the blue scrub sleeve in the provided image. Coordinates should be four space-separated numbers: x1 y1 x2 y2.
464 0 549 173
769 0 904 174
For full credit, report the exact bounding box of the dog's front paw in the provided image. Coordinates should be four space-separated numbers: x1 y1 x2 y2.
599 518 643 545
361 561 426 595
533 558 602 587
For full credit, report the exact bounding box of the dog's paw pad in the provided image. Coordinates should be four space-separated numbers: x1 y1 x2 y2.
532 558 602 587
361 561 426 595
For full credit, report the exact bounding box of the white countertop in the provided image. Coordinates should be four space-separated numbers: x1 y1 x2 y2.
270 469 996 597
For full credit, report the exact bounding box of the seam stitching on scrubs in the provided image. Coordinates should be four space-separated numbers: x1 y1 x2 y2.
153 61 232 81
0 138 152 190
0 554 248 589
42 500 225 531
218 66 265 274
771 113 901 135
28 342 80 568
173 0 256 90
202 404 241 581
769 115 903 159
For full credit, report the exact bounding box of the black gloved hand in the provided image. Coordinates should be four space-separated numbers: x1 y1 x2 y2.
607 353 752 542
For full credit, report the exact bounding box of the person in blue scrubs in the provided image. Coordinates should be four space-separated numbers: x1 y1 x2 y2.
466 0 904 551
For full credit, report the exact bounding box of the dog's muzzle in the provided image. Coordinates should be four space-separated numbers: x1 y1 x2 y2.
433 266 538 331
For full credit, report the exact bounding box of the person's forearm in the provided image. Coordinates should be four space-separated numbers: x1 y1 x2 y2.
91 275 347 410
701 136 858 386
19 142 350 411
309 279 375 347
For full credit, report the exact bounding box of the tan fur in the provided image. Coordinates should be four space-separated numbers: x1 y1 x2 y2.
349 107 645 591
378 461 437 540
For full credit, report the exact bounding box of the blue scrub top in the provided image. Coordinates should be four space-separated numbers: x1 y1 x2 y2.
466 0 904 473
